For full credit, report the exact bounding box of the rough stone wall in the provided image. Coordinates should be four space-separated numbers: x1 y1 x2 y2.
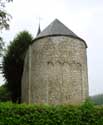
21 49 30 103
21 36 88 104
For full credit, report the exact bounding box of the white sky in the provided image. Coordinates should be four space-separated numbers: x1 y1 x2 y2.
0 0 103 96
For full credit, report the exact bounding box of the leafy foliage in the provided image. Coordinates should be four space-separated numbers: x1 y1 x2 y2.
0 0 13 30
0 84 11 102
90 94 103 105
2 31 33 103
0 0 13 56
0 101 103 125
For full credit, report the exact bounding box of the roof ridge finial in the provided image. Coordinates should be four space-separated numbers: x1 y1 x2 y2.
36 17 41 36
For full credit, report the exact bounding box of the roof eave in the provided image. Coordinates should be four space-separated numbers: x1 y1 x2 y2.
33 34 87 48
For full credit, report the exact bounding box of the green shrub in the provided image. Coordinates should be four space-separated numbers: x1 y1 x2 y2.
0 101 103 125
90 94 103 105
0 84 11 102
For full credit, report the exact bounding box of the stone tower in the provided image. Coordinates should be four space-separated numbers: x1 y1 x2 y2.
21 19 88 104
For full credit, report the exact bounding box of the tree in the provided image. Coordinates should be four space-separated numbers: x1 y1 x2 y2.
0 0 13 55
0 84 11 102
90 94 103 105
0 0 13 30
2 31 33 103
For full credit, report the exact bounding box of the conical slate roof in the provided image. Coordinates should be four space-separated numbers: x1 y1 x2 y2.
35 19 87 47
36 19 78 38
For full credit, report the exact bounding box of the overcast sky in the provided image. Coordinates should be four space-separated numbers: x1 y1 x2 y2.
1 0 103 96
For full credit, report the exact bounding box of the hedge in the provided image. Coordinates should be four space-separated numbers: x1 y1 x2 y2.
0 101 103 125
